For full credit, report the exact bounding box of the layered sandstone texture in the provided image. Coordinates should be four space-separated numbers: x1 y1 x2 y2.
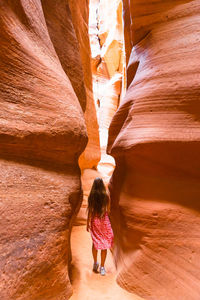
68 0 100 170
69 0 100 226
89 0 125 181
75 0 125 225
0 1 91 299
108 0 200 299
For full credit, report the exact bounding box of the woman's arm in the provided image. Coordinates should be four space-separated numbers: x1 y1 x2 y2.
86 210 91 232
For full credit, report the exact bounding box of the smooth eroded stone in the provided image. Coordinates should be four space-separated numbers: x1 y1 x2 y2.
108 0 200 299
68 0 101 169
0 1 87 299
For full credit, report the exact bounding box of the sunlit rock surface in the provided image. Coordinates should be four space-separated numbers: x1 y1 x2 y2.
75 0 125 226
89 0 125 181
0 1 88 299
108 0 200 299
68 0 100 170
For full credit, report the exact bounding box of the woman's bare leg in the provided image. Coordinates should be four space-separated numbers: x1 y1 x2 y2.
101 249 107 267
92 244 98 263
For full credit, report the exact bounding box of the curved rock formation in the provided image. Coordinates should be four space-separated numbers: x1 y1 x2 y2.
108 0 200 299
68 0 101 170
0 1 88 299
89 0 125 180
75 0 125 226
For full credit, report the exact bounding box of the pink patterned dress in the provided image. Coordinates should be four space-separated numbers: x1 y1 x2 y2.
90 211 114 250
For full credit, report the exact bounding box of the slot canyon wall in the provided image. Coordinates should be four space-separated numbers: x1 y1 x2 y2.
0 1 99 299
76 0 125 225
89 0 125 178
68 0 100 171
108 0 200 299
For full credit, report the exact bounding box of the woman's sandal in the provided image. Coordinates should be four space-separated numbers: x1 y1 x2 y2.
93 262 99 273
100 266 106 276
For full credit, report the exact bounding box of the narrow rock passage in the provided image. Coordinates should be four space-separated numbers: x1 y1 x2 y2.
69 225 144 300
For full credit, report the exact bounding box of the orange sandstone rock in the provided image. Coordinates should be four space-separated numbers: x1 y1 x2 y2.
68 0 101 170
75 0 125 226
108 0 200 299
68 0 101 227
89 0 125 180
0 1 88 299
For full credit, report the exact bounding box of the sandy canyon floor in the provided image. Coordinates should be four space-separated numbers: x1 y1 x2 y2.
70 225 144 300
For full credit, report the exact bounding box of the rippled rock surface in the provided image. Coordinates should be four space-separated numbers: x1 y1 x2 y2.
108 0 200 299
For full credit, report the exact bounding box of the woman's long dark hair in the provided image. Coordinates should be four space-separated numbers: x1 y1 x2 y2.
87 177 108 217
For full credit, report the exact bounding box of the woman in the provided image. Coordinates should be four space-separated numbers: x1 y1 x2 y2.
87 177 114 276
